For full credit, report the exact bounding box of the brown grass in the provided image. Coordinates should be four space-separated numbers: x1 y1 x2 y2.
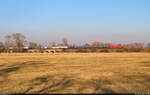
0 53 150 94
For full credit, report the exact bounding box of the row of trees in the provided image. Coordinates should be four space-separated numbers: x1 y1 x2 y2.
74 42 148 49
0 32 150 53
28 38 68 49
1 33 27 52
0 33 69 52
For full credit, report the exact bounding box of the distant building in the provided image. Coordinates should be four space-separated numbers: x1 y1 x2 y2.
23 47 29 49
44 47 48 49
51 46 68 49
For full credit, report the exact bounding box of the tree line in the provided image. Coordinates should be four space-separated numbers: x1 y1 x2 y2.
0 33 150 53
0 33 69 52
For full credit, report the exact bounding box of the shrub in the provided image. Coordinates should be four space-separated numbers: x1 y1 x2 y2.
115 49 125 52
90 48 97 52
76 49 88 53
124 48 143 52
100 49 109 53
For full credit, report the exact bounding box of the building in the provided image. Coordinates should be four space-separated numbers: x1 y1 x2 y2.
51 46 68 49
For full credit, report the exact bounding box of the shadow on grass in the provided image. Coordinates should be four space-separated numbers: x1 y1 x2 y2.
0 61 49 76
2 61 150 93
0 61 49 83
21 74 117 94
0 66 20 76
24 75 73 93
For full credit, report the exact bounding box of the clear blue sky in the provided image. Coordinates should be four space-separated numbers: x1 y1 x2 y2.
0 0 150 45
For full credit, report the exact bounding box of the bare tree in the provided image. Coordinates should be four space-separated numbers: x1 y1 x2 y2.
12 33 26 52
146 43 150 48
134 43 144 48
124 43 144 49
104 42 111 46
0 42 3 47
37 44 43 53
123 42 144 52
62 38 68 46
92 41 104 47
5 35 12 52
0 41 4 52
29 42 38 49
83 43 91 48
51 42 56 47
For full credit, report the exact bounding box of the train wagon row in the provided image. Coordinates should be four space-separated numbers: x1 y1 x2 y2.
94 45 123 49
70 45 124 49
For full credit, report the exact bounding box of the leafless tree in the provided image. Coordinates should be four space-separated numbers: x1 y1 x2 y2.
92 41 104 47
104 42 111 46
4 35 13 52
124 43 144 49
29 42 38 49
0 42 3 47
12 33 26 52
146 43 150 48
83 43 91 47
37 44 43 53
62 38 68 46
51 42 56 46
0 41 4 52
123 42 144 52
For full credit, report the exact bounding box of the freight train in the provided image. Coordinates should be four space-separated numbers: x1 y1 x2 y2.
69 44 124 49
93 45 123 49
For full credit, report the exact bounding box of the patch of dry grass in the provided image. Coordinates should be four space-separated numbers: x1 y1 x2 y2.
0 53 150 94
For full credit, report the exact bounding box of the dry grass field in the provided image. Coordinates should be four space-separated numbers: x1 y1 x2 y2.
0 53 150 94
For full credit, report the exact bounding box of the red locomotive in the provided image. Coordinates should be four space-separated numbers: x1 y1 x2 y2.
109 45 123 48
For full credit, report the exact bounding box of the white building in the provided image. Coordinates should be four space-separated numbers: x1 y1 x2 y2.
51 46 68 49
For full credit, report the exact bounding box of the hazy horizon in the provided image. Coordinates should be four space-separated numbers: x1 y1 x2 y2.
0 0 150 46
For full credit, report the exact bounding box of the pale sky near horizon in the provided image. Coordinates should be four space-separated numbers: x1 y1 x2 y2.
0 0 150 46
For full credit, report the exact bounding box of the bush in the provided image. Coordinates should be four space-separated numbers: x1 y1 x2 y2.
76 49 88 53
124 48 143 52
100 49 109 53
115 49 125 52
90 48 97 52
143 48 150 53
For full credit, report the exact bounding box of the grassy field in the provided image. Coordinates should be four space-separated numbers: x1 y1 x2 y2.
0 53 150 94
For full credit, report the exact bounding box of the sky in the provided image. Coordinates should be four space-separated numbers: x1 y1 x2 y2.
0 0 150 46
